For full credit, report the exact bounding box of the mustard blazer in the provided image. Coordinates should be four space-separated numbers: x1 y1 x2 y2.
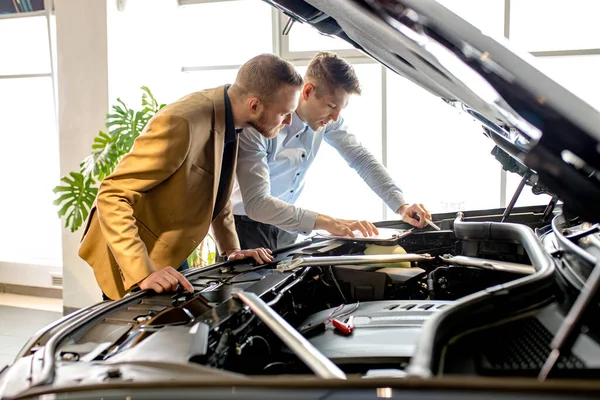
79 86 240 300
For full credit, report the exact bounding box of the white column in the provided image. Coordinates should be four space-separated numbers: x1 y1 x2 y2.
55 0 108 311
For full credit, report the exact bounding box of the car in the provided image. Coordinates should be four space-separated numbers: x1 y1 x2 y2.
2 0 599 398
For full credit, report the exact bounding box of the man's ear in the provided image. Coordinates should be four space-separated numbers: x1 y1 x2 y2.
247 97 261 115
302 83 315 100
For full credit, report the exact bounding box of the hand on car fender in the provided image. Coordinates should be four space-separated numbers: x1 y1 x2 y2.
315 214 379 238
227 248 274 264
139 266 194 294
398 203 432 229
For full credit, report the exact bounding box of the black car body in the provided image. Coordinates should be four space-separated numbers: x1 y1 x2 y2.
2 0 600 399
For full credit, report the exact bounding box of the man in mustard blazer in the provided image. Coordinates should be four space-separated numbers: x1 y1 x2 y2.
79 54 303 300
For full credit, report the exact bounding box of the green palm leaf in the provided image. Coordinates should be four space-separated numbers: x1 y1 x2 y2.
80 131 121 180
53 172 98 232
53 86 166 233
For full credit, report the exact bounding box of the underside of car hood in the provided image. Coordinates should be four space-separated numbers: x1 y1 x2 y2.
265 0 600 222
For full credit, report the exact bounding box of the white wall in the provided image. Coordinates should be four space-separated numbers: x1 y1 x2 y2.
55 0 108 309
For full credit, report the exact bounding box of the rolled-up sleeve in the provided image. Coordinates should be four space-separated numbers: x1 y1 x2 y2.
324 118 407 213
236 128 318 234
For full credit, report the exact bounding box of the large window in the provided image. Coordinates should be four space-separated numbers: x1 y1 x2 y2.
533 55 600 111
106 0 599 226
0 12 61 266
177 0 273 68
386 72 502 213
0 16 51 75
107 0 273 105
510 0 600 52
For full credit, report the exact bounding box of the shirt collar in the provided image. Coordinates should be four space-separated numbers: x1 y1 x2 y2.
224 85 241 144
289 111 309 136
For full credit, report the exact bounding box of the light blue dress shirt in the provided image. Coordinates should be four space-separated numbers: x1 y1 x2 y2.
230 112 407 234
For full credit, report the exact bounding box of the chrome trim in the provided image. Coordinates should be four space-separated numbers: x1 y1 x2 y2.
233 292 346 380
440 254 535 275
277 253 433 270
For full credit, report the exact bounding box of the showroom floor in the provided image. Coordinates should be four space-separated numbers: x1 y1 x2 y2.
0 294 62 368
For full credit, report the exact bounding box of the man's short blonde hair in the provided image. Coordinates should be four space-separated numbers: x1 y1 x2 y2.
231 54 303 103
305 51 361 97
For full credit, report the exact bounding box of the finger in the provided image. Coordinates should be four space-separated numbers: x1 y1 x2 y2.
265 248 273 254
363 220 378 236
258 248 273 262
359 220 374 236
154 278 170 293
348 221 365 237
227 252 239 261
411 205 428 228
163 273 179 291
420 204 432 221
403 214 422 228
418 205 430 221
343 226 355 238
369 222 379 236
179 276 194 292
150 282 165 293
168 269 195 292
354 221 369 237
411 204 425 216
251 251 265 264
264 251 274 262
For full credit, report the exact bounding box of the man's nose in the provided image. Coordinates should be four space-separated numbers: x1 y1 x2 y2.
330 109 341 121
283 114 292 126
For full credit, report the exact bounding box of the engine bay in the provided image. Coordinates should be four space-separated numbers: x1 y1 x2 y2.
40 207 594 382
6 206 598 393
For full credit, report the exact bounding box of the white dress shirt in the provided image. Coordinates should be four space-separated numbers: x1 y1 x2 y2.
230 112 407 234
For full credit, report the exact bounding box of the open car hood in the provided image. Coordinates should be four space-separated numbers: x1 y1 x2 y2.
265 0 600 222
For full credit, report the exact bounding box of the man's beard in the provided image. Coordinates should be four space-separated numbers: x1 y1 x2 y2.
248 112 283 139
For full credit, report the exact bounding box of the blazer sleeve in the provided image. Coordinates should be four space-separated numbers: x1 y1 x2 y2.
211 198 241 256
96 114 191 290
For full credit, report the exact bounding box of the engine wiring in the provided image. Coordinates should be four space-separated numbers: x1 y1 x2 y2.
238 335 271 355
329 266 348 303
317 267 333 287
327 301 360 322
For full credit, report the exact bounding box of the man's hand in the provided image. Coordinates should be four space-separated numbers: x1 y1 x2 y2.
227 248 274 264
315 214 379 238
397 203 432 229
139 266 194 294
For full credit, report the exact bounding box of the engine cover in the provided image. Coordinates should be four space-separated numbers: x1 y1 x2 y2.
297 300 451 365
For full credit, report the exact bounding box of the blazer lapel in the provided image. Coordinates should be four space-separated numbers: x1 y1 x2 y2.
212 86 227 203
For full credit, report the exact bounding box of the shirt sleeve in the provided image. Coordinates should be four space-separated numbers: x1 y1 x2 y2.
324 117 407 213
236 127 318 234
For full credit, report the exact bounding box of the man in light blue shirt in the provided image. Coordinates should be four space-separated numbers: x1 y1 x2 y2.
231 52 432 250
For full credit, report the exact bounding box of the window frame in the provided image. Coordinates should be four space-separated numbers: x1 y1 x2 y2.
0 0 61 273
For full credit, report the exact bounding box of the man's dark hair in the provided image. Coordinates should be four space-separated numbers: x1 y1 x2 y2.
231 54 303 103
305 51 361 96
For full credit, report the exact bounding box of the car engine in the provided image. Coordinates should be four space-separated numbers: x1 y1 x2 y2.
8 203 598 392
